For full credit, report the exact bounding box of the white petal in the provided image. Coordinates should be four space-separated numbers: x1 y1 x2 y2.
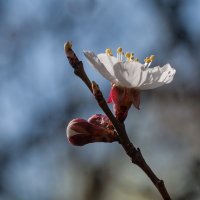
164 68 176 84
84 51 118 84
113 61 144 88
112 61 175 90
97 53 118 78
139 64 176 90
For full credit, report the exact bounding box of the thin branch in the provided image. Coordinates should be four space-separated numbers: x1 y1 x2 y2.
64 41 92 92
64 41 172 200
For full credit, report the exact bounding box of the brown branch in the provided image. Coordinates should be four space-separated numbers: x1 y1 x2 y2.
64 41 92 92
64 41 172 200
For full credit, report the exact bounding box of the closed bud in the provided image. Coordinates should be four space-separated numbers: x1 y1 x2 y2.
66 117 118 146
88 114 115 130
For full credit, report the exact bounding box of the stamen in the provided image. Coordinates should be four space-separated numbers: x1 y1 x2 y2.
149 55 155 62
117 47 123 61
105 48 113 56
144 55 155 68
144 57 151 63
117 47 123 53
147 55 155 68
125 52 131 62
121 52 124 61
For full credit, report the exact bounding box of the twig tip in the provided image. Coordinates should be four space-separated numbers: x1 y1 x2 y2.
64 41 72 53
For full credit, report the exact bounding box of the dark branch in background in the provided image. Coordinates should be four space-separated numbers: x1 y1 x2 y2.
64 41 172 200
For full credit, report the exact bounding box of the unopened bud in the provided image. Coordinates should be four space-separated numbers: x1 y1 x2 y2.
64 41 72 52
66 118 118 146
88 114 115 130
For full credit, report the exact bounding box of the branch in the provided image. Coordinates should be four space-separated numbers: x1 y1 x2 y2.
64 41 92 92
64 41 172 200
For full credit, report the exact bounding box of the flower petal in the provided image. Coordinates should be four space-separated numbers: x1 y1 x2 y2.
113 61 144 88
97 53 118 77
84 51 118 84
84 50 175 90
138 64 176 90
67 118 88 137
113 61 175 90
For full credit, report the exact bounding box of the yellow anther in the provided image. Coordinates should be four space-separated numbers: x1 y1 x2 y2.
144 57 151 63
125 52 131 61
105 48 113 56
149 55 155 62
117 47 123 53
144 55 155 64
125 52 131 58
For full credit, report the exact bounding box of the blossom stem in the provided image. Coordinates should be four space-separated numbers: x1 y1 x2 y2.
64 41 172 200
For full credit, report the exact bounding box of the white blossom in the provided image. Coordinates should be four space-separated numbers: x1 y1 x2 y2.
84 50 176 90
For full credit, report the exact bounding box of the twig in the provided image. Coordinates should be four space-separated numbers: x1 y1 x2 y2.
64 41 172 200
64 41 92 92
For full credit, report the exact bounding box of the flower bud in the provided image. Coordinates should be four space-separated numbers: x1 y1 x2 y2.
88 114 114 130
108 84 140 122
66 118 118 146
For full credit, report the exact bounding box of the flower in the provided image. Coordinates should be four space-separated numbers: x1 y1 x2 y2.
84 47 176 121
66 114 118 146
84 48 176 90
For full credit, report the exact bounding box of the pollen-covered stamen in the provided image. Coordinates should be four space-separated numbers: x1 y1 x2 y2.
105 48 113 56
144 57 150 67
125 52 131 62
144 55 155 68
147 55 155 68
117 47 123 61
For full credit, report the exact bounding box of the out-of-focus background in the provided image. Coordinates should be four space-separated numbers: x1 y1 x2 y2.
0 0 200 199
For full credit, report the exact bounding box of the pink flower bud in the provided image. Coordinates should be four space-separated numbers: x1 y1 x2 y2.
108 84 140 122
66 117 118 146
88 114 114 130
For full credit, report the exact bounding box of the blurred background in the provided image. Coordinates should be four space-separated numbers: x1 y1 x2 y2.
0 0 200 199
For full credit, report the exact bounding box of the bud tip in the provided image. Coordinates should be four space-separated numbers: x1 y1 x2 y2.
64 41 72 53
